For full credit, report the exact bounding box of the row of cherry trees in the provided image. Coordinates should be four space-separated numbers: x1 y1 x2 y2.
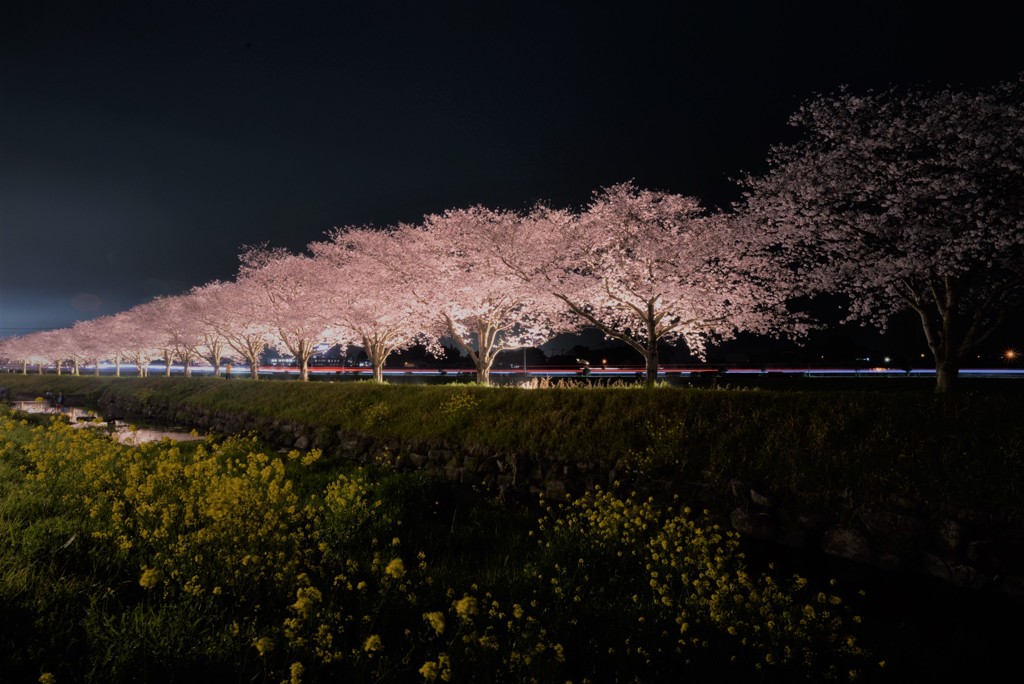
3 76 1021 392
0 181 798 387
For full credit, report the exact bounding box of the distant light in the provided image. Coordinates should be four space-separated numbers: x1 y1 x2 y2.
1005 349 1018 361
883 357 891 363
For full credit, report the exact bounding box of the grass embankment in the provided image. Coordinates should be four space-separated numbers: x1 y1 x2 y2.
2 375 1022 517
1 409 875 682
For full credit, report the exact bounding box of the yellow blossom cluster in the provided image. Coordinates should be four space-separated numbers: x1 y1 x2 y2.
528 488 871 680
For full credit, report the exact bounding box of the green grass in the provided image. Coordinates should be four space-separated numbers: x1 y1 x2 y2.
2 375 1022 518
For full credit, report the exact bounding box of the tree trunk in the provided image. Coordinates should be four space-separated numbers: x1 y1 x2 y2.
249 359 260 379
644 348 659 387
298 358 309 382
365 338 389 384
934 357 959 394
441 314 493 386
644 302 659 387
917 303 960 394
475 323 501 387
37 364 43 375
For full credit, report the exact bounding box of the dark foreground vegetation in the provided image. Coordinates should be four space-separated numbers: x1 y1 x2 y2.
1 376 1021 682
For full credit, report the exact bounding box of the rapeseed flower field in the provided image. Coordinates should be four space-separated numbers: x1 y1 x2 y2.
0 408 875 682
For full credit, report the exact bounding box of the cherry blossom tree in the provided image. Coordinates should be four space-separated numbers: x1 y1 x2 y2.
142 293 206 377
62 321 95 375
72 314 128 377
391 207 568 386
309 227 436 383
129 297 190 376
237 246 344 381
738 77 1024 393
0 336 30 373
110 307 162 377
1 332 51 374
179 285 232 377
34 330 71 375
525 183 795 386
199 279 274 379
68 318 110 376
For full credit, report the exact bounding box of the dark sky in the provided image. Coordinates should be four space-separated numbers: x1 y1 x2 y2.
1 0 1021 341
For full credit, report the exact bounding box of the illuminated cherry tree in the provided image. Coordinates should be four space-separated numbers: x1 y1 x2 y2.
65 315 119 376
21 328 76 375
527 183 793 385
179 284 232 377
3 331 55 375
0 335 34 374
310 227 436 383
739 77 1024 392
393 207 568 385
197 279 274 379
109 307 162 376
129 297 191 376
134 293 212 377
237 246 344 381
64 319 102 375
34 330 72 375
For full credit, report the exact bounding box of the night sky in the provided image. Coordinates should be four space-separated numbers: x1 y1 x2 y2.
2 1 1021 349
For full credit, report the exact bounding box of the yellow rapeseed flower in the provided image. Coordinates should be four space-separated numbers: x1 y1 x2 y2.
364 634 383 653
453 595 478 621
254 636 274 656
420 661 440 681
138 566 160 590
424 611 446 635
291 586 322 617
384 557 406 579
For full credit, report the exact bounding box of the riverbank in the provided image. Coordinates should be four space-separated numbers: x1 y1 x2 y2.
3 374 1022 600
2 375 1022 681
